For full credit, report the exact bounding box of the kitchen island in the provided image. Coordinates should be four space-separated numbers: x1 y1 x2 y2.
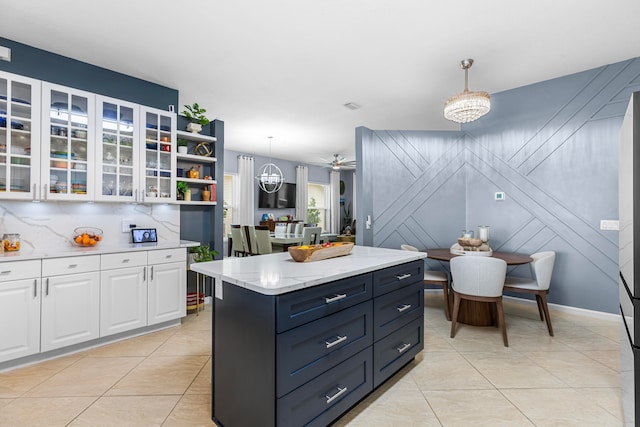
191 246 427 427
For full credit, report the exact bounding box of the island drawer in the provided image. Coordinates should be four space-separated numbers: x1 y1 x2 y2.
42 255 100 277
276 272 372 333
0 259 41 282
147 248 186 264
372 316 424 388
277 300 373 397
373 281 424 341
101 251 147 270
372 260 423 297
277 347 373 427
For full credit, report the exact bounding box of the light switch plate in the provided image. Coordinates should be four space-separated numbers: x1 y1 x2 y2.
121 218 133 233
495 192 505 201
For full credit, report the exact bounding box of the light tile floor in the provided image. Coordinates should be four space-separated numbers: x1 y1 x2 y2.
0 293 622 426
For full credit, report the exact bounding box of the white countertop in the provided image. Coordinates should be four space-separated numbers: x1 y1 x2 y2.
0 240 200 262
190 245 427 295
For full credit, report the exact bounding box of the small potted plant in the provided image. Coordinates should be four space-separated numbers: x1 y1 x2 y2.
188 245 218 265
182 103 210 133
177 138 189 154
176 181 189 201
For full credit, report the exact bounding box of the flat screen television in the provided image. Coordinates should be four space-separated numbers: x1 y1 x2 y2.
258 182 296 208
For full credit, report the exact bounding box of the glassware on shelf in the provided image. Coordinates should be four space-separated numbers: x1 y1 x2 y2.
477 226 490 243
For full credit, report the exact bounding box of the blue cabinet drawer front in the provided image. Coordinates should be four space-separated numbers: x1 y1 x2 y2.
372 260 423 297
373 316 424 388
277 347 373 427
374 282 424 341
276 273 372 333
277 301 373 397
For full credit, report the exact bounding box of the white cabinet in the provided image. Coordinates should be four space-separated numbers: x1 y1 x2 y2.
148 248 186 325
140 106 176 202
0 71 41 201
100 251 148 337
175 130 217 205
40 256 100 352
0 259 42 363
41 83 95 201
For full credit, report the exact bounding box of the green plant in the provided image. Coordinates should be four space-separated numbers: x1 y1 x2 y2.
189 245 218 262
176 181 189 194
307 197 321 225
177 138 189 147
182 103 210 126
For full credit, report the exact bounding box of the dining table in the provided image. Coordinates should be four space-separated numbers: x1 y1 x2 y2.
227 232 338 255
425 248 533 326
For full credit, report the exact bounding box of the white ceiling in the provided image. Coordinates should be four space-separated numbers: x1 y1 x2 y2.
2 0 640 166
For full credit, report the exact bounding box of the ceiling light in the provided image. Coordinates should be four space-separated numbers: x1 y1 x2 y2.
444 59 490 123
255 136 284 194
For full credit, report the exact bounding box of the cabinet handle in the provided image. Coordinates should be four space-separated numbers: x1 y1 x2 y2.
396 343 411 353
33 279 37 298
33 184 37 201
396 303 412 313
396 273 412 280
151 266 154 281
43 184 47 200
122 259 130 263
0 270 11 275
143 266 146 281
67 264 78 269
135 189 139 202
165 254 172 259
325 386 348 404
325 293 347 304
325 335 347 349
45 278 49 296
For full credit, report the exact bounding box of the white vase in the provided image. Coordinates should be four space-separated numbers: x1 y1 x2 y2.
186 122 202 133
178 146 188 154
184 190 191 201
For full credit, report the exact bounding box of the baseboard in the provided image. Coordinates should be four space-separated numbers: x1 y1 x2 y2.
423 289 619 322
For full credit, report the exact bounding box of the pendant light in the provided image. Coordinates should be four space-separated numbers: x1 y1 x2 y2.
444 59 491 124
255 136 284 193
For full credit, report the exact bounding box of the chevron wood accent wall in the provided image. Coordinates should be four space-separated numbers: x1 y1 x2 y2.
357 57 640 314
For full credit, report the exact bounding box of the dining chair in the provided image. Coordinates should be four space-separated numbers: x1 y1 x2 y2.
230 225 248 257
254 225 272 255
401 244 451 320
286 223 296 234
294 222 304 235
302 226 322 245
243 225 258 255
274 222 288 236
503 251 556 336
450 256 509 347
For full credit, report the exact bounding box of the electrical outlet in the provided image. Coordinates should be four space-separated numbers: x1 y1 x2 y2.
121 218 133 233
600 220 619 231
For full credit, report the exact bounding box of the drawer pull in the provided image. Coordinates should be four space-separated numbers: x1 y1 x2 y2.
396 273 412 280
67 264 78 269
165 254 173 259
325 386 348 404
0 270 11 275
396 342 411 353
324 293 347 304
325 335 347 349
396 303 412 313
33 279 38 298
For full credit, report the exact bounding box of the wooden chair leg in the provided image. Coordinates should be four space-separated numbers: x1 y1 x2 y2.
535 295 544 321
450 292 461 338
495 298 508 347
441 282 451 321
539 292 554 336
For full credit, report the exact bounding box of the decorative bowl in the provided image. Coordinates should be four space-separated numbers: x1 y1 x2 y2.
457 237 483 248
73 227 103 246
288 242 354 262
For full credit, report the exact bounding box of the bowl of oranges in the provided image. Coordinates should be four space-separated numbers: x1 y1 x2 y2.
73 227 103 247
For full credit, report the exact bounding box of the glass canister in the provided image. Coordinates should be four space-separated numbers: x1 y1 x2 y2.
477 226 490 243
3 233 20 251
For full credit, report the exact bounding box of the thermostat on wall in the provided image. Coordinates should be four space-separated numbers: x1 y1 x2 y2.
495 192 505 201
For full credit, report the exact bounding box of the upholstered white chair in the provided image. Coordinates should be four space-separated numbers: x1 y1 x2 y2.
450 256 509 346
401 244 451 320
254 225 273 255
230 225 248 257
274 222 288 236
302 226 322 245
503 251 556 336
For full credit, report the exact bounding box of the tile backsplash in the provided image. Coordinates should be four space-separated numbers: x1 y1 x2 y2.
0 201 180 252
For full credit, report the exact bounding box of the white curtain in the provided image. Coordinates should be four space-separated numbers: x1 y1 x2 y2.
329 170 340 234
352 172 356 229
296 165 308 222
236 155 255 225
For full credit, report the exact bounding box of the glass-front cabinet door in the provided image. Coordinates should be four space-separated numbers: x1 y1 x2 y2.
41 83 94 200
95 96 139 202
0 71 41 200
140 107 175 202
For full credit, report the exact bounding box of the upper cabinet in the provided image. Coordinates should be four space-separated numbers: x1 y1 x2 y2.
0 71 41 201
141 107 176 202
42 83 95 201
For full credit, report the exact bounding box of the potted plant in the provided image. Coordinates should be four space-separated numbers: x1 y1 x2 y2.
188 245 218 265
176 181 189 201
182 103 210 133
177 138 189 154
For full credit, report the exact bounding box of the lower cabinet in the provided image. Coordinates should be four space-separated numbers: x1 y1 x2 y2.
41 256 101 352
148 249 186 325
0 266 41 363
213 260 424 427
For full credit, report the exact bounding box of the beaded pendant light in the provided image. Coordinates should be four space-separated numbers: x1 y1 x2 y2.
444 59 491 124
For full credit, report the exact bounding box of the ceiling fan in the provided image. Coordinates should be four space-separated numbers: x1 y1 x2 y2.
325 154 356 170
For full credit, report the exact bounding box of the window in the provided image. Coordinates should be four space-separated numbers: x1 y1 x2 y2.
308 183 328 231
223 174 235 238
